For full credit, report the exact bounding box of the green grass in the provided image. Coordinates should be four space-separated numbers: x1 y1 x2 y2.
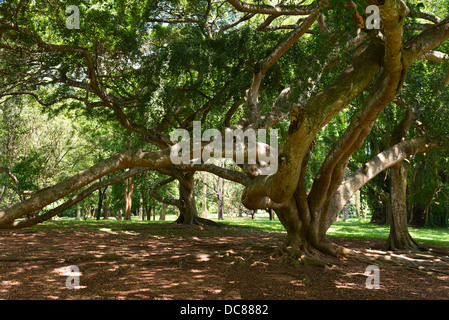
328 219 449 246
218 217 449 247
28 216 449 247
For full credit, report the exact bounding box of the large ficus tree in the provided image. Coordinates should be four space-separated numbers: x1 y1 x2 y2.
0 0 448 260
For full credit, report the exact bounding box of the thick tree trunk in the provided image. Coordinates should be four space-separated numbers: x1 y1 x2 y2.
385 162 418 250
384 104 419 250
173 172 219 226
175 172 200 224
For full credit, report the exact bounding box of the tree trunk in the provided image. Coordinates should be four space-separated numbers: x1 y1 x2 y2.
76 203 81 220
146 207 151 221
272 198 334 257
103 201 109 220
385 162 418 250
217 175 224 221
86 205 92 219
160 203 166 221
175 172 200 224
202 172 208 219
96 186 104 220
138 195 144 221
355 190 361 218
384 104 419 250
124 175 133 220
173 172 219 226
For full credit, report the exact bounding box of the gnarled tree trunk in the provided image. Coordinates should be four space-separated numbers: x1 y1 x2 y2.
175 172 199 224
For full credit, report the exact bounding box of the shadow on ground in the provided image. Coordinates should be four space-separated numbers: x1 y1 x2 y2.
0 222 448 300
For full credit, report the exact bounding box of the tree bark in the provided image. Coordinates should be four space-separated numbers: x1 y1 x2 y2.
145 206 151 221
160 204 167 221
138 195 144 221
175 172 200 224
384 104 418 250
217 174 224 220
76 203 81 221
202 172 208 219
124 175 133 220
385 161 418 250
96 185 105 220
103 200 109 220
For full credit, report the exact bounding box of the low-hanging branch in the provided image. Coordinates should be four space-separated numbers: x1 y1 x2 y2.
0 167 150 229
327 136 446 228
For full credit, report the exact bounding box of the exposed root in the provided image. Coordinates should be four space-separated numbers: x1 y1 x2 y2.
173 216 222 227
272 241 338 269
273 237 449 280
335 244 449 279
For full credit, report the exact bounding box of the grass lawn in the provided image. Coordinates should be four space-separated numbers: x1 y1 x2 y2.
217 217 449 247
30 215 449 247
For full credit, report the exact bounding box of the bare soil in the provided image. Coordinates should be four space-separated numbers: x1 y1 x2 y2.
0 222 448 300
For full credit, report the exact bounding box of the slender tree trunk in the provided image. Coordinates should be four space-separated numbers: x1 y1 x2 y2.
86 205 93 219
124 175 133 220
202 172 208 219
76 203 81 220
160 203 166 221
146 206 151 221
96 186 104 220
138 195 144 221
355 190 361 218
103 200 109 220
217 175 224 221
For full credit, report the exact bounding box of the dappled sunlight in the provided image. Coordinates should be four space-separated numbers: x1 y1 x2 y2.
0 221 448 300
1 280 21 287
333 280 360 289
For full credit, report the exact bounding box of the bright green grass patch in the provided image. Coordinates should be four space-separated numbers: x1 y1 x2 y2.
27 216 449 247
219 217 449 246
327 219 449 246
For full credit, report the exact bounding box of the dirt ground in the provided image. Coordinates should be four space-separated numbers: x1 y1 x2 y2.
0 221 448 300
